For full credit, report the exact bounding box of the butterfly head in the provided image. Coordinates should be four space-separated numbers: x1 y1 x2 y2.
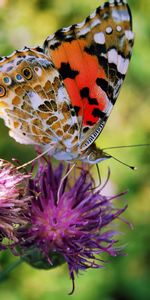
82 143 111 164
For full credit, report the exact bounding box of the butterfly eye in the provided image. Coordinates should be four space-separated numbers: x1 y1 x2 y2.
16 73 24 82
3 76 11 85
22 67 33 80
0 85 6 97
34 66 42 76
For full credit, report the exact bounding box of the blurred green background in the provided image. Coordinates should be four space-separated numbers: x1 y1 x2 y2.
0 0 150 299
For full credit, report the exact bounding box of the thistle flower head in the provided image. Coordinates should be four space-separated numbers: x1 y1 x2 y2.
0 159 31 244
15 160 127 293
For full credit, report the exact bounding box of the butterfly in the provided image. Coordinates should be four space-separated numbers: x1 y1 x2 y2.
0 0 134 164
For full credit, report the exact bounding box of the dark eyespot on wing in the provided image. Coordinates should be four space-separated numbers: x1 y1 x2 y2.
87 120 95 126
55 29 66 40
103 1 110 9
50 42 62 51
84 43 106 57
83 127 89 133
0 85 6 97
71 110 75 117
35 46 44 53
80 87 99 105
92 108 106 118
96 78 108 94
54 29 74 43
88 98 99 105
74 106 80 116
80 87 89 98
98 56 108 75
58 63 79 80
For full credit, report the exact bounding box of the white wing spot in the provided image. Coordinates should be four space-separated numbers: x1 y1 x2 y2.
76 20 86 29
125 30 134 41
116 0 122 4
109 0 115 5
112 10 121 22
29 92 43 109
57 86 68 104
116 25 122 32
123 59 129 74
105 102 113 116
47 34 55 41
108 48 118 65
62 26 71 33
34 67 42 77
106 26 113 34
90 10 96 19
91 19 101 28
117 55 129 75
78 27 90 36
120 11 130 22
94 32 105 44
118 55 125 74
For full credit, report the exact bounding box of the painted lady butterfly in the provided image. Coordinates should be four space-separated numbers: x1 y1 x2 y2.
0 0 134 164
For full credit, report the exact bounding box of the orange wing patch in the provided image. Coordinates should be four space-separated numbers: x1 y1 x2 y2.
47 39 108 126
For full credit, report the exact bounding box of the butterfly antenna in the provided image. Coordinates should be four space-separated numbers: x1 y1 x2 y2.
102 143 150 151
108 154 137 170
16 147 52 171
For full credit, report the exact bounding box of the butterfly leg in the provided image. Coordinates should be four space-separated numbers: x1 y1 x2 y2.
57 163 76 202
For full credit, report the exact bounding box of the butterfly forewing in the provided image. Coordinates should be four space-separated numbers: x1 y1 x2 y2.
44 0 134 150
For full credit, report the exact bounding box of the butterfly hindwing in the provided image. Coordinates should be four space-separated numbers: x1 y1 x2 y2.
0 47 79 149
44 0 134 150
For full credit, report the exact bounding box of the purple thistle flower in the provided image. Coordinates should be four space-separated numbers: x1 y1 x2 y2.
0 159 31 245
15 159 127 294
